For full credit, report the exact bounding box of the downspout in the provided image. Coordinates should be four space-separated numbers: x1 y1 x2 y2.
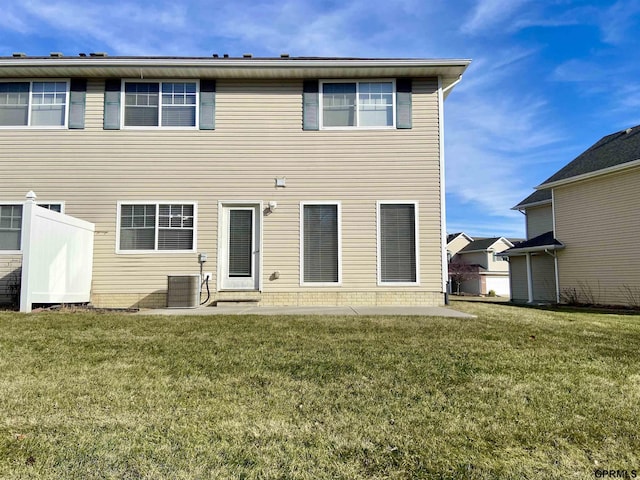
554 254 560 304
442 75 463 97
551 188 560 303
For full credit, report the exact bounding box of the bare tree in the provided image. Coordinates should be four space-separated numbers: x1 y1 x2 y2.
448 259 480 295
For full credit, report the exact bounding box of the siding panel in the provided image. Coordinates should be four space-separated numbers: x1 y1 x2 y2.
526 204 553 239
0 78 443 307
555 167 640 306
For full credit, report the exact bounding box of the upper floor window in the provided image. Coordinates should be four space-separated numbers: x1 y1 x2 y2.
0 81 68 127
123 81 198 128
320 80 394 129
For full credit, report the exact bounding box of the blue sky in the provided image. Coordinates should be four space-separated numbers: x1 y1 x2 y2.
2 0 639 238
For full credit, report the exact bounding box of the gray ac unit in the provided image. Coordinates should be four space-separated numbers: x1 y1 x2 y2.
167 274 200 308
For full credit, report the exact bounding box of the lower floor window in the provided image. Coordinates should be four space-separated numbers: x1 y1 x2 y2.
379 202 418 283
118 202 195 252
0 204 22 250
0 202 63 251
302 202 341 284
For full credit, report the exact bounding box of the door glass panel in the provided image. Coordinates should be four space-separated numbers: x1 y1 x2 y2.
228 209 252 277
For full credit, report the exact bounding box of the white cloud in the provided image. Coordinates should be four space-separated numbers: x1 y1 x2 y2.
599 0 640 45
461 0 533 35
444 52 565 225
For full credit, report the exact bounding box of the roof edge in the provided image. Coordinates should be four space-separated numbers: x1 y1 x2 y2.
511 198 552 210
537 158 640 190
499 243 565 256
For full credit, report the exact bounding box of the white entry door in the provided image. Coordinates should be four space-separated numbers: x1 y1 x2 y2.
219 204 260 290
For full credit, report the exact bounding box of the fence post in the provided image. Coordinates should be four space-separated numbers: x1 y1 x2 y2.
19 191 37 313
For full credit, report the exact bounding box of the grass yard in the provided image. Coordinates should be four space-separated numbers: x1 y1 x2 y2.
1 303 639 479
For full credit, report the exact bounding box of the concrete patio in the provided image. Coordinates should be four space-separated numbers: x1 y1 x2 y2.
138 304 476 318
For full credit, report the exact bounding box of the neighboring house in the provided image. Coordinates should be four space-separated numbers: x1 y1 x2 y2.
0 53 470 309
447 235 513 296
446 232 473 259
502 125 640 306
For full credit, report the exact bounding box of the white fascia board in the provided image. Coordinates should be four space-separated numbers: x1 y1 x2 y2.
498 244 565 256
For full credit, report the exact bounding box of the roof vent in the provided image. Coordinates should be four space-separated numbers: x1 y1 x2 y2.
50 52 63 58
79 53 87 57
243 53 252 58
212 54 219 58
223 54 229 59
12 52 26 58
626 127 633 134
89 52 108 57
280 53 290 58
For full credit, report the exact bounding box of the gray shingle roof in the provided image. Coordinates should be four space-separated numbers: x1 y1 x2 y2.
513 188 552 209
458 237 503 252
539 125 640 186
514 125 640 208
510 231 562 250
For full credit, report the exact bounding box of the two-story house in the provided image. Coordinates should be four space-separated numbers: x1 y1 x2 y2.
502 125 640 306
447 234 513 296
0 54 469 309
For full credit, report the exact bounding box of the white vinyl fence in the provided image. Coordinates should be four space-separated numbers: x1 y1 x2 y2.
20 192 95 313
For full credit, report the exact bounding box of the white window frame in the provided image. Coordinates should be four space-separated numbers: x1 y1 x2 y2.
0 201 65 253
376 200 420 286
319 79 396 130
300 201 342 286
37 202 65 213
116 201 198 254
121 79 200 130
0 79 70 129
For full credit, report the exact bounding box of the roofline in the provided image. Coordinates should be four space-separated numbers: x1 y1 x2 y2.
511 198 552 211
498 244 565 256
536 158 640 190
446 232 474 245
457 237 514 253
0 56 471 93
0 56 472 67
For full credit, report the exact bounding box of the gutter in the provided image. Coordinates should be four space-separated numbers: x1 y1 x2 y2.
498 244 565 256
0 57 472 69
510 199 552 211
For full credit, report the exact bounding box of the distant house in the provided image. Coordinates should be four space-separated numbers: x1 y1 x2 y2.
0 54 470 309
502 125 640 306
447 234 513 296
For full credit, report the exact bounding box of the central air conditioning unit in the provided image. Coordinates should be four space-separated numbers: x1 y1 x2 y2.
167 274 201 308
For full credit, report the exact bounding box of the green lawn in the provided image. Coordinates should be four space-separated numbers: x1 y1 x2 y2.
1 303 639 479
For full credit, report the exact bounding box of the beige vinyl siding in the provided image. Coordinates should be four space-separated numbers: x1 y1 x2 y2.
554 166 640 306
457 251 487 268
0 78 443 307
447 235 471 256
526 204 553 239
508 253 556 303
509 256 528 302
531 253 556 302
